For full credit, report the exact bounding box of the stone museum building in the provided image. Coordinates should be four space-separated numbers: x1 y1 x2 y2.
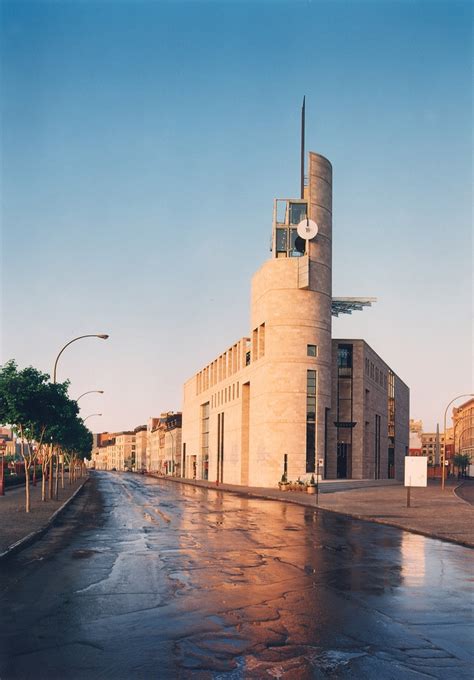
181 151 409 486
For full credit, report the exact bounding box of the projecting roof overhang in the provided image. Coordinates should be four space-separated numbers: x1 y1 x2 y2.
331 297 377 317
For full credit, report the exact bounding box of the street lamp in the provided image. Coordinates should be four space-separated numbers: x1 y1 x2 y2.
442 393 474 490
83 414 102 423
53 334 109 383
48 334 109 500
77 390 104 402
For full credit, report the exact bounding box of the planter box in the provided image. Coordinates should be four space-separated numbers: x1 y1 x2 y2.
306 485 316 494
278 483 289 491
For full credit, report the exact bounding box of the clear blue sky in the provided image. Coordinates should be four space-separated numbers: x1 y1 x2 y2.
1 0 472 433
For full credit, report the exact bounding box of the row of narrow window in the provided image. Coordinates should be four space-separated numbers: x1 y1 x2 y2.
211 382 240 409
365 357 387 389
196 339 251 395
196 324 266 396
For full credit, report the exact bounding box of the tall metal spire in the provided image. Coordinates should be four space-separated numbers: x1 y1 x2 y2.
300 96 305 199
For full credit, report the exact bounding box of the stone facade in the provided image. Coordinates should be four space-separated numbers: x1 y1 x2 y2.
134 426 147 471
147 413 182 475
91 431 135 471
181 150 410 487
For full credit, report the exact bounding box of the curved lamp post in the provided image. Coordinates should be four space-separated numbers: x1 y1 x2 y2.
53 334 109 383
442 393 474 490
77 390 104 402
83 413 102 423
49 335 108 500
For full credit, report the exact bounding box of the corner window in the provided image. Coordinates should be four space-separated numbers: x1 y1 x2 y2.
289 202 307 225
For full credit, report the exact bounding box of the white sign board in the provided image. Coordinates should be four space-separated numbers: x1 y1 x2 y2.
404 456 428 487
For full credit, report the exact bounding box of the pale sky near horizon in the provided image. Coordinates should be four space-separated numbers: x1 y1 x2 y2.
1 0 472 434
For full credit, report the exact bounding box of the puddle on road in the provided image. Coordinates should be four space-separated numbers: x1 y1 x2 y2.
71 549 99 560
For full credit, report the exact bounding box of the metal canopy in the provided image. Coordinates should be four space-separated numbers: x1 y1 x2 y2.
331 297 377 317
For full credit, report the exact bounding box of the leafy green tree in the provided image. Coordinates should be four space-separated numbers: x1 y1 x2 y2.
44 390 81 498
54 415 92 484
0 361 72 511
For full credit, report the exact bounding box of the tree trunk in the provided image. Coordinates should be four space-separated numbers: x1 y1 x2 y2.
54 452 59 500
24 461 30 513
42 462 47 501
48 445 54 500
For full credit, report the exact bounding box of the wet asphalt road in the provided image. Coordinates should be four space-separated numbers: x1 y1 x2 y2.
0 472 472 680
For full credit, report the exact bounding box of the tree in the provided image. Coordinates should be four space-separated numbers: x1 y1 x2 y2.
54 415 92 485
44 391 80 498
453 453 470 479
0 361 72 512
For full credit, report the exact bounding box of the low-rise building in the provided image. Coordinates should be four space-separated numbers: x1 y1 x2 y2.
328 340 408 480
453 398 474 462
134 425 147 471
91 431 135 471
147 414 182 475
421 432 445 466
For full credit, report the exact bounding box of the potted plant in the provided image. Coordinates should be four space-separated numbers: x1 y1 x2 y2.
278 473 289 491
306 474 316 494
297 476 305 492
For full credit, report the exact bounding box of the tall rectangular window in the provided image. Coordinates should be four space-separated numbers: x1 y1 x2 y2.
259 323 265 358
375 414 381 479
306 369 317 472
201 403 209 480
337 344 353 479
388 369 395 478
252 328 258 360
217 412 225 482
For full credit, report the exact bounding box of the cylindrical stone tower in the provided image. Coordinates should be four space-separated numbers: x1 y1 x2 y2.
247 152 333 486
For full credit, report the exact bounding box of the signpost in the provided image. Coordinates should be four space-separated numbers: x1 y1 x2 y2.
404 456 427 507
315 458 324 505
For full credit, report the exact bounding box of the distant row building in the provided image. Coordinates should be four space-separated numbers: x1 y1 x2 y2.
92 413 182 474
409 396 474 476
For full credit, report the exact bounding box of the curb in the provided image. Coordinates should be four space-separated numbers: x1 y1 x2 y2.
148 474 474 550
453 481 474 507
0 477 89 561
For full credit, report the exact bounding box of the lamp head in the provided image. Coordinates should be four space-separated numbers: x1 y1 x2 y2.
98 334 109 340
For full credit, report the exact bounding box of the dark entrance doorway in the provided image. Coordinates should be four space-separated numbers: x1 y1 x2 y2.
388 446 395 479
337 443 350 478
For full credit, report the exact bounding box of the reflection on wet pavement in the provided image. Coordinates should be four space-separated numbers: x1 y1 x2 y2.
0 471 472 679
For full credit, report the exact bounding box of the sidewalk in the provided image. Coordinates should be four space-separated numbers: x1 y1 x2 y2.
154 475 474 548
0 476 88 556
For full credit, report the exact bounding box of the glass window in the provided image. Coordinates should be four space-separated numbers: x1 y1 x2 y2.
338 345 353 369
276 200 287 224
276 228 288 253
289 228 305 257
306 397 316 422
307 344 317 357
289 202 307 225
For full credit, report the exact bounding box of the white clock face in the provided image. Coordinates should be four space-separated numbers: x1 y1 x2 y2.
297 218 318 240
